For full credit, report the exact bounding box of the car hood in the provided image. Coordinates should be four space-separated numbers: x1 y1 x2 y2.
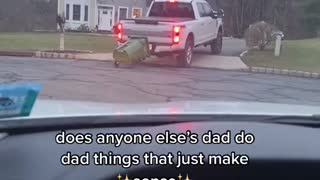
27 100 320 118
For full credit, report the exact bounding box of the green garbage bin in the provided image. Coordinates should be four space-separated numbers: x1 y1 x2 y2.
113 37 150 67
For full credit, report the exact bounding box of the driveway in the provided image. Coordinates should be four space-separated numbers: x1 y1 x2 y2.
73 38 248 69
195 37 247 56
144 38 248 69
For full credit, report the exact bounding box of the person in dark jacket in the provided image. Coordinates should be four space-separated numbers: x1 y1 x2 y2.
56 14 65 33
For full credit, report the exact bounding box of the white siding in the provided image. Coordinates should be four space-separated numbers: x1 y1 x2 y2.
58 0 147 31
64 0 91 30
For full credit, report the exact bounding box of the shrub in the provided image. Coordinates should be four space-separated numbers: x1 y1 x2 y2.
244 21 278 50
77 24 90 33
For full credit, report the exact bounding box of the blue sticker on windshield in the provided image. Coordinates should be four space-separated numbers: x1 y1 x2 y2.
0 84 42 118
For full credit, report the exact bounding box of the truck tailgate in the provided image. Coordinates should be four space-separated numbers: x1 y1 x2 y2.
121 18 192 45
122 21 172 45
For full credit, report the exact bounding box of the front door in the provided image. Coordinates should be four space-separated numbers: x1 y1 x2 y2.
195 3 208 44
98 8 113 31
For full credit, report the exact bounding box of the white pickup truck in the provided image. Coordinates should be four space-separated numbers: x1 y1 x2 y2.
115 0 224 67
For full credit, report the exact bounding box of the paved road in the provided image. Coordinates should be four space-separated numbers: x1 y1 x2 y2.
0 56 320 106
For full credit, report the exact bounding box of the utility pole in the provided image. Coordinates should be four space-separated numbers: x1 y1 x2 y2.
57 11 65 51
60 33 65 51
60 12 65 51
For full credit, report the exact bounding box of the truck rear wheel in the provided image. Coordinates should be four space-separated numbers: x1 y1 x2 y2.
177 37 194 67
211 31 223 55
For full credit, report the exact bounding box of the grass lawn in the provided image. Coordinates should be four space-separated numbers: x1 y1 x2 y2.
0 32 117 53
242 39 320 73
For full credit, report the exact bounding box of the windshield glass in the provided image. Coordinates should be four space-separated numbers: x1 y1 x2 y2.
149 2 195 18
0 0 318 118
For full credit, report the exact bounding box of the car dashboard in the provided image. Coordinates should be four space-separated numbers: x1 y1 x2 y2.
0 120 320 180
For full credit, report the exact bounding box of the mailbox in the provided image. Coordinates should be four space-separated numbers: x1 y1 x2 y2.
272 31 284 57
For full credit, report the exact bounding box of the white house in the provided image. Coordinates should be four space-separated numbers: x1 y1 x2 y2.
57 0 147 31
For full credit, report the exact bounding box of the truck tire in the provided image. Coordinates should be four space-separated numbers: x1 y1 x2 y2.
177 36 194 67
210 31 223 55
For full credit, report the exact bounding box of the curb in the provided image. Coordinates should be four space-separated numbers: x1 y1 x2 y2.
240 67 320 79
0 51 34 57
34 51 77 60
34 51 112 62
240 50 248 57
238 49 320 80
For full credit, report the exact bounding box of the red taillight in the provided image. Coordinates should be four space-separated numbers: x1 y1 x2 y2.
169 0 177 6
117 23 122 30
116 23 124 42
173 36 180 43
172 26 181 44
174 26 181 33
117 33 122 40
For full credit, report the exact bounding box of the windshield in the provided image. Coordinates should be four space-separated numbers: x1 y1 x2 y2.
149 2 195 18
0 0 318 116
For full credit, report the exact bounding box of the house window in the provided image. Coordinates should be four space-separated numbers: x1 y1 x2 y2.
66 4 70 20
202 3 214 17
119 7 128 21
84 5 89 21
73 4 81 21
132 8 142 18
